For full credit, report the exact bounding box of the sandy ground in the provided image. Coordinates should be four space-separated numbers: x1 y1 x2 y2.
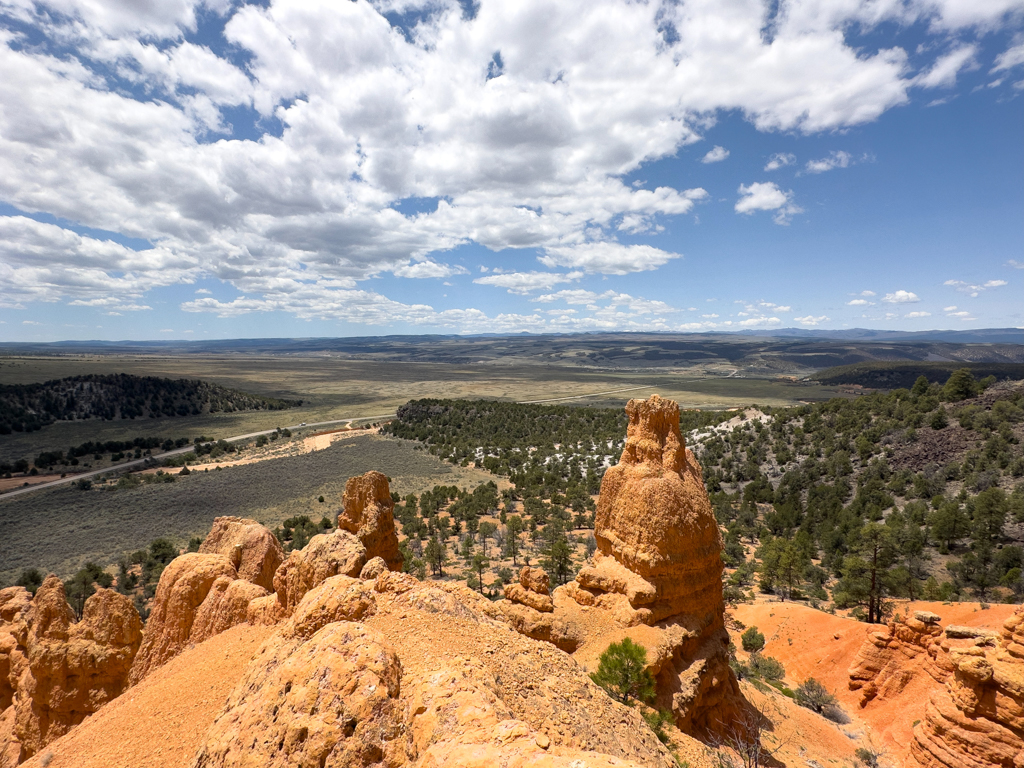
21 624 272 768
731 599 1016 765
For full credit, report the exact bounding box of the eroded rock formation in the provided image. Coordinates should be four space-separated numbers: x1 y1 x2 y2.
501 394 742 734
908 607 1024 768
848 610 947 706
129 472 407 688
198 516 284 591
189 569 678 768
0 577 141 765
338 470 403 572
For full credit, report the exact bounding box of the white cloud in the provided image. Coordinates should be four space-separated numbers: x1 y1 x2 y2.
735 182 802 225
0 0 1015 330
993 43 1024 73
539 243 681 275
882 290 920 303
701 313 719 318
944 278 1008 297
473 271 580 294
847 299 872 306
392 260 468 279
859 290 877 296
794 315 829 325
943 305 957 311
805 150 852 174
701 145 729 163
764 153 795 171
904 311 932 318
1007 259 1024 269
946 310 975 320
915 45 978 89
195 288 212 294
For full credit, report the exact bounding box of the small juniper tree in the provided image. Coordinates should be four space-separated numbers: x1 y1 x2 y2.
741 626 765 653
590 638 655 705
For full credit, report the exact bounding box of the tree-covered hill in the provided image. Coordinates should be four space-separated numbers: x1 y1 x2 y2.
384 372 1024 615
0 374 300 434
811 361 1024 390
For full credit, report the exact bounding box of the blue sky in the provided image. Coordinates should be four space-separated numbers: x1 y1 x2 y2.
0 0 1021 341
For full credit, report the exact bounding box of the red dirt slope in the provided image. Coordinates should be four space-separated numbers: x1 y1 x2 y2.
20 624 271 768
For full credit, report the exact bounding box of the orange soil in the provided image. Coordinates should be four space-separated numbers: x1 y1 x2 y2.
21 624 272 768
731 599 1015 761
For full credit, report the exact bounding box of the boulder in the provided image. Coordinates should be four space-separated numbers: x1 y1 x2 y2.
338 471 403 571
128 553 238 685
272 529 367 613
199 517 284 591
188 623 404 768
358 557 388 581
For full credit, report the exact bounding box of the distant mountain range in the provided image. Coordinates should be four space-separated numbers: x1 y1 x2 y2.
727 327 1024 343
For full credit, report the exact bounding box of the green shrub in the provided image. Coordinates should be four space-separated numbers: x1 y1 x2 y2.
590 638 656 704
741 626 765 653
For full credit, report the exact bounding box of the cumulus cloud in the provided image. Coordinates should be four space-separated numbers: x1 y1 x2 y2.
539 243 681 275
905 311 932 318
764 153 795 171
1007 259 1024 269
0 0 1015 330
473 271 581 294
847 299 873 306
944 278 1008 296
805 150 852 173
882 290 920 303
794 315 829 325
701 145 729 163
735 183 802 224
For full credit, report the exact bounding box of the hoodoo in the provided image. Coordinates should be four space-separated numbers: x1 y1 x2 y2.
503 394 743 734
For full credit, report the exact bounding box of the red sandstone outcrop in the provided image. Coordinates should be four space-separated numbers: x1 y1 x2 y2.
130 472 408 688
189 571 679 768
128 553 238 685
0 577 141 765
502 394 741 734
272 528 367 612
504 566 554 613
190 577 268 645
338 470 403 572
198 517 284 591
908 606 1024 768
848 610 946 705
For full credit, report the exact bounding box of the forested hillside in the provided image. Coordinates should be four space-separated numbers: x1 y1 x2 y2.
384 372 1024 618
812 361 1024 389
0 374 300 434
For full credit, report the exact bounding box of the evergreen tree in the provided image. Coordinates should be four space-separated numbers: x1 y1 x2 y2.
590 638 655 705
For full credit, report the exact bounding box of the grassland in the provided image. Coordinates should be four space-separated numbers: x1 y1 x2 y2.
0 353 844 465
0 433 500 583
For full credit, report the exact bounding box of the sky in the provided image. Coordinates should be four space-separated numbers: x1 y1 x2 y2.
0 0 1021 341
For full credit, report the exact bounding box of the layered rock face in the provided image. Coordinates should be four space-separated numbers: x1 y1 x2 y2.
0 577 142 765
908 607 1024 768
502 394 741 735
848 610 947 706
